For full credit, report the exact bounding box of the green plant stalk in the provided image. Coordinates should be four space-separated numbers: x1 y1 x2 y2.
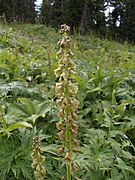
64 42 72 180
64 111 71 180
47 51 53 117
65 109 71 180
65 110 72 180
66 119 71 149
67 162 71 180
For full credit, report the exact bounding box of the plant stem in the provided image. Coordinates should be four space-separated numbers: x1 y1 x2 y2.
64 33 72 180
47 50 53 117
67 162 71 180
66 123 71 180
65 99 72 180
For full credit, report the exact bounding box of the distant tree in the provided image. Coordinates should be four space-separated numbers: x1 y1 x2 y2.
107 0 135 42
0 0 13 20
121 0 135 42
40 0 69 28
107 0 125 39
40 0 53 25
0 0 36 23
40 0 106 35
52 0 68 27
66 0 84 30
80 0 106 35
16 0 36 22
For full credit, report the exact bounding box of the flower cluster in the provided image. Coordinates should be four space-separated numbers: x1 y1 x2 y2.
54 24 79 176
31 136 46 180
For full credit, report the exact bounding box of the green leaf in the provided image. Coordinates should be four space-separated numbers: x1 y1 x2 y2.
75 72 88 91
7 122 33 132
87 87 102 93
115 158 135 175
42 144 57 155
18 98 36 115
90 170 104 180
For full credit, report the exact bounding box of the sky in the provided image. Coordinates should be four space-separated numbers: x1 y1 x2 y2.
36 0 42 5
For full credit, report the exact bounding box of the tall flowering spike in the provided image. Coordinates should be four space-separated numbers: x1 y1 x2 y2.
54 24 79 180
31 136 46 180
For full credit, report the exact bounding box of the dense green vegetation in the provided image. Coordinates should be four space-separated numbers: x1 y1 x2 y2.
0 23 135 179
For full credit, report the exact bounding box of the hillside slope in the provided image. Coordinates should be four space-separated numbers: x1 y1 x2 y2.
0 23 135 180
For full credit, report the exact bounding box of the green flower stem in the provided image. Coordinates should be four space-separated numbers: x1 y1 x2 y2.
67 162 71 180
66 121 71 149
64 31 72 180
66 109 71 180
47 50 53 118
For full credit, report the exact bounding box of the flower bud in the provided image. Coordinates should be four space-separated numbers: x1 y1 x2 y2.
58 147 65 155
71 163 78 174
56 121 64 130
71 128 78 137
61 176 65 180
73 139 80 147
64 151 71 162
57 130 65 140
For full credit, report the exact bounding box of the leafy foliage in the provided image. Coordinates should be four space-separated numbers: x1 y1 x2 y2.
0 129 34 180
0 23 135 179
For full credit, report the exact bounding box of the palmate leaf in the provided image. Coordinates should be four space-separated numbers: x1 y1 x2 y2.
0 82 11 97
110 167 124 180
84 128 107 142
0 129 34 180
124 117 135 128
82 144 113 170
109 130 124 138
78 127 135 179
0 145 20 179
115 158 135 178
0 81 44 100
16 159 33 179
75 145 111 180
80 129 114 172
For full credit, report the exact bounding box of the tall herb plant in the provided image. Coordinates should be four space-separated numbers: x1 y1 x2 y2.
54 24 79 180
